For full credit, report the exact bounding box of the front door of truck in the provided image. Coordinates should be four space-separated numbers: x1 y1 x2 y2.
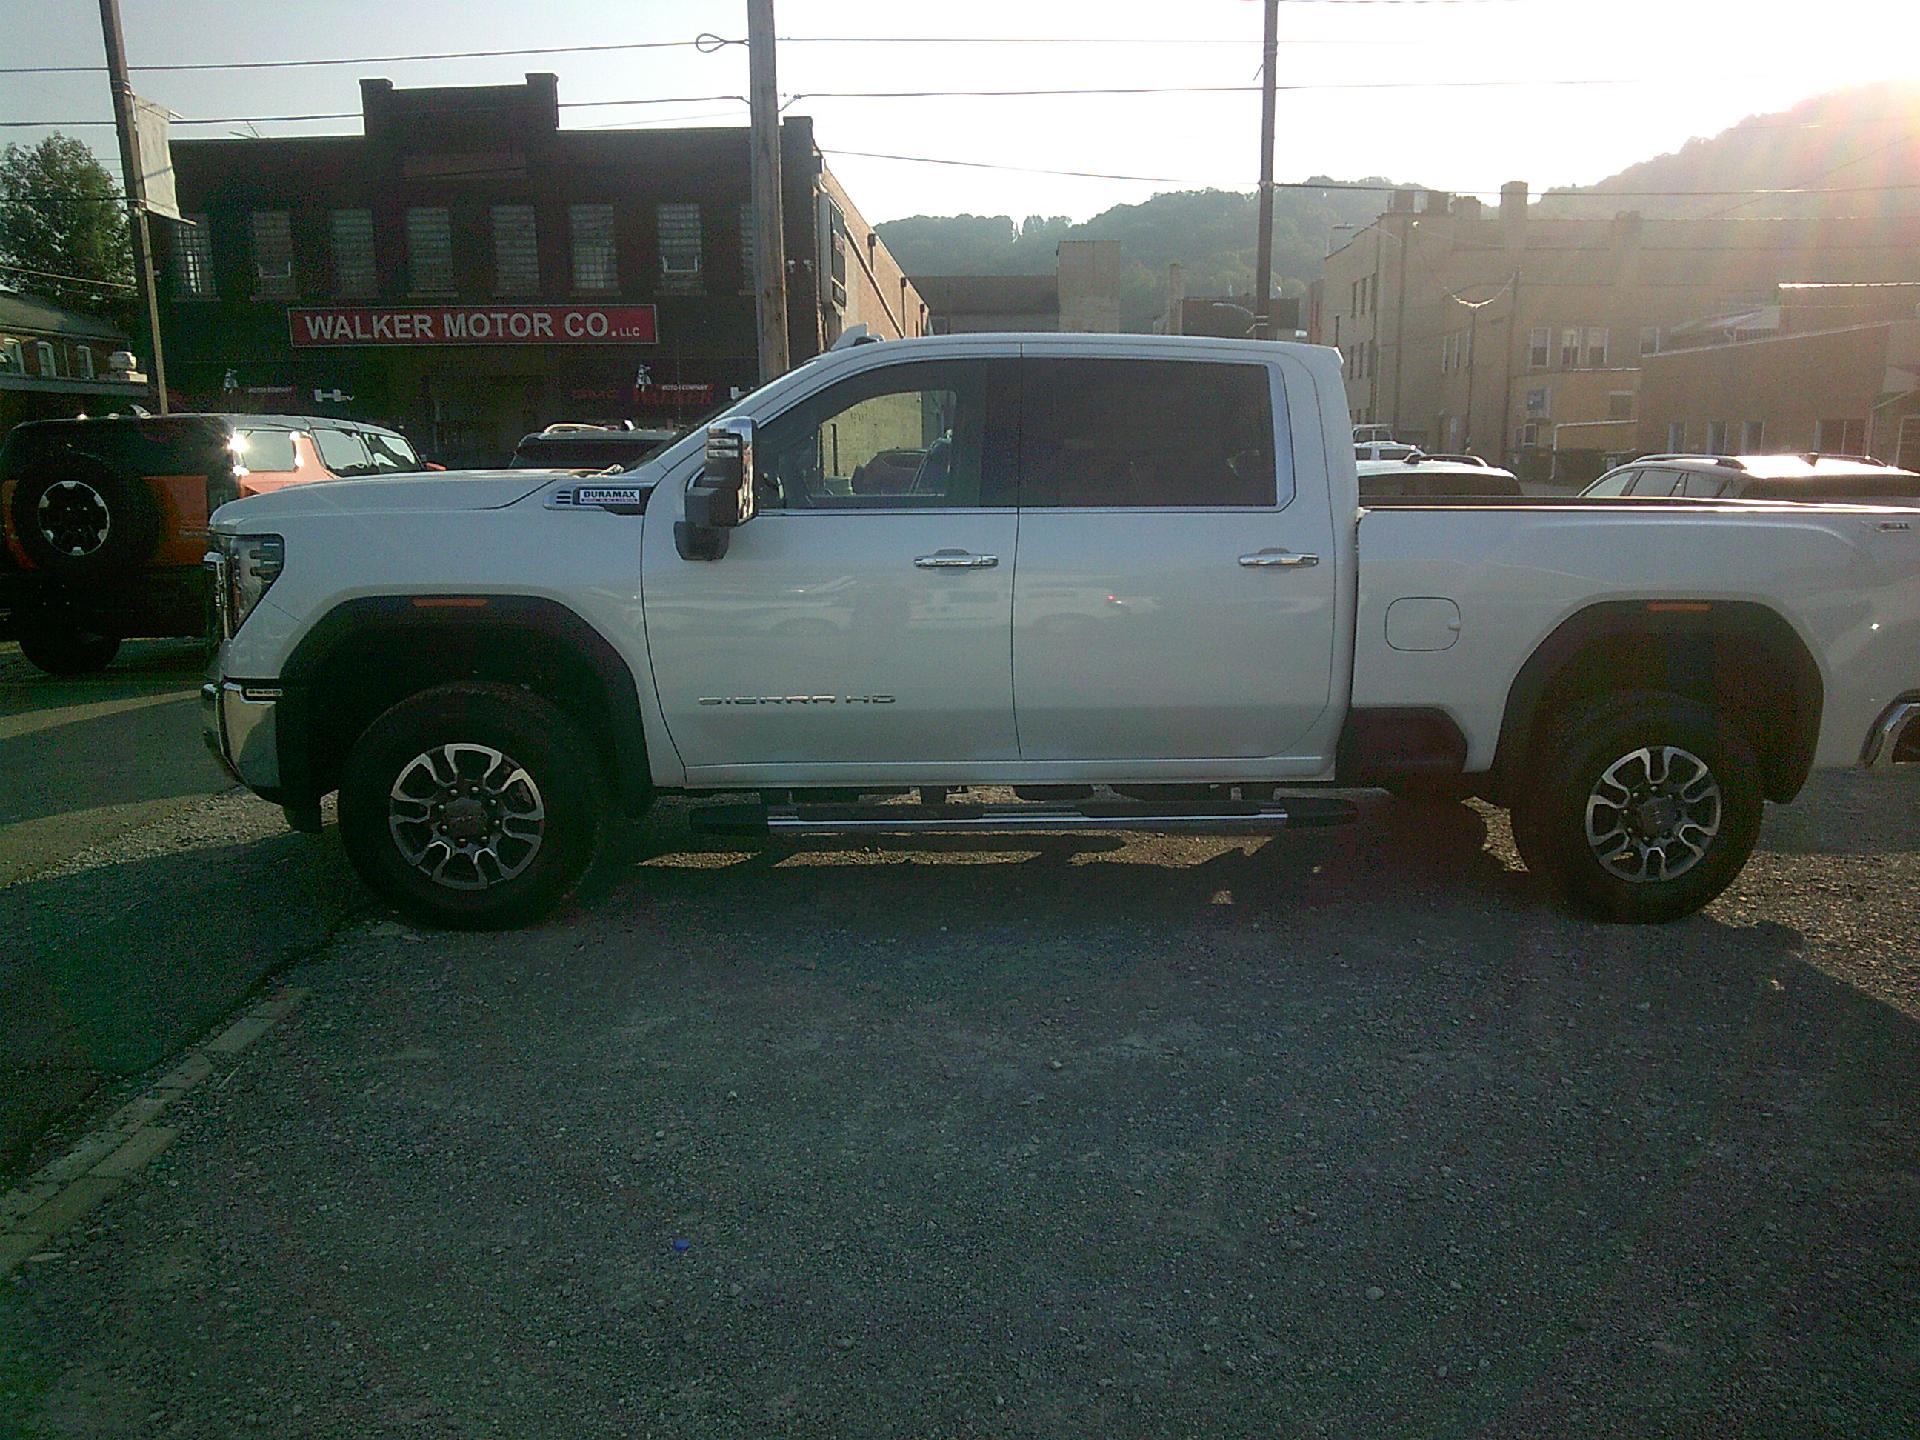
1009 353 1340 764
642 357 1021 781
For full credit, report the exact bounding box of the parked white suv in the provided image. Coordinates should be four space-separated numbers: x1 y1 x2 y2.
204 334 1920 927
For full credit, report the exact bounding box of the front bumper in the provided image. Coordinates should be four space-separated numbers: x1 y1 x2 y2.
1861 696 1920 770
202 678 282 790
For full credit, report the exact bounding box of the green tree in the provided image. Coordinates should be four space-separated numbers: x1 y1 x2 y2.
0 134 133 311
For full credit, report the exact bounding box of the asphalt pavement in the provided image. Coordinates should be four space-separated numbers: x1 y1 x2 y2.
0 640 362 1171
1 676 1916 1437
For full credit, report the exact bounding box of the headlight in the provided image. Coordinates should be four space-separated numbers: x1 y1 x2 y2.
212 533 284 636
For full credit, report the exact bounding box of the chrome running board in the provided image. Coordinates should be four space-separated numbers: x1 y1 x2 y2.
688 797 1358 839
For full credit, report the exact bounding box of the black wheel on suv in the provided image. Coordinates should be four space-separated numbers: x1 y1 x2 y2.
1509 691 1762 923
14 611 121 675
8 453 163 575
337 683 605 929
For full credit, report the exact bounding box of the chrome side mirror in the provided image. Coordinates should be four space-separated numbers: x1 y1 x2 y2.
677 417 756 560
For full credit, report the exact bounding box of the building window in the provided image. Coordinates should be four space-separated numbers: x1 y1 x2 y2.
0 339 21 374
405 207 454 294
491 204 539 295
173 214 215 298
1584 327 1609 369
1815 417 1865 453
1332 315 1340 348
1896 415 1920 471
1559 327 1580 370
34 340 58 377
74 344 94 380
1667 421 1686 451
1607 390 1634 421
655 203 702 294
1528 326 1550 370
1441 334 1454 373
330 209 375 297
1705 419 1730 453
1740 419 1765 451
1639 325 1661 358
251 210 294 299
1517 421 1541 448
1366 340 1377 382
569 204 617 292
738 202 757 296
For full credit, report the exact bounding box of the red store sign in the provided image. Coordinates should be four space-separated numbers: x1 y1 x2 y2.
289 304 658 348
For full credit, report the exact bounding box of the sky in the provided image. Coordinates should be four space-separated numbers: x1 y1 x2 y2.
6 0 1920 224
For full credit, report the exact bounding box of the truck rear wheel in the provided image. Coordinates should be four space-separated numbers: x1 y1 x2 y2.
338 683 605 929
15 611 121 675
1509 692 1762 924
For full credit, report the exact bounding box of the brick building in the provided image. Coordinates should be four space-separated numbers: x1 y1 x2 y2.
1637 318 1920 469
152 74 924 467
0 291 147 434
1308 183 1920 480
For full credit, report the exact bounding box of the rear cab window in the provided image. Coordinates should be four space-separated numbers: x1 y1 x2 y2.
1019 357 1282 508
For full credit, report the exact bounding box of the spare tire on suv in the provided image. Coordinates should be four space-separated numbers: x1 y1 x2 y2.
8 450 163 575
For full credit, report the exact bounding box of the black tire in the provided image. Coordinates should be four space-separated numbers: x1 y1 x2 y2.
8 453 163 575
14 612 121 675
1509 691 1762 924
337 683 606 929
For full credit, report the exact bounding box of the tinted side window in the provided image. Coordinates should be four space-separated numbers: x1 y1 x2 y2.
314 428 373 476
1676 470 1728 498
1021 358 1280 508
235 429 298 472
756 359 998 510
1585 469 1636 497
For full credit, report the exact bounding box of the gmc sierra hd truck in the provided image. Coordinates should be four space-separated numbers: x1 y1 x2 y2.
202 333 1920 928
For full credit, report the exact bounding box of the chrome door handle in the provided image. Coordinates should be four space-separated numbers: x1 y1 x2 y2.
1239 549 1319 568
915 549 999 569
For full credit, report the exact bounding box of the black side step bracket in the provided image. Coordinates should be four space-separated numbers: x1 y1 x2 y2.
688 797 1359 840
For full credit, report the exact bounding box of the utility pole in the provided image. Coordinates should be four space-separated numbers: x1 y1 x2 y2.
747 0 790 381
1251 0 1278 339
1390 217 1409 432
98 0 167 411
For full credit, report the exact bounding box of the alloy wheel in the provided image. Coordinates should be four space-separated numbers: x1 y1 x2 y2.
387 742 547 890
1583 744 1722 883
37 480 111 557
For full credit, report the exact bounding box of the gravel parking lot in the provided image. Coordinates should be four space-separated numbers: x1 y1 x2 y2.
3 642 1919 1437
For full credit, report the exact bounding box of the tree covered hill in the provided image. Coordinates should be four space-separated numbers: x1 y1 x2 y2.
877 181 1406 330
1536 81 1920 220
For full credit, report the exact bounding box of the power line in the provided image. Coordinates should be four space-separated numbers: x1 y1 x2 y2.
0 95 749 128
0 259 136 290
1 33 1457 75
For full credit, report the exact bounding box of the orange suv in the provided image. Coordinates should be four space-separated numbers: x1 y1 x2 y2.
1 413 429 674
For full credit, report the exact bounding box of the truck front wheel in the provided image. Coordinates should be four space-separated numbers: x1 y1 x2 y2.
338 683 605 929
1509 692 1763 924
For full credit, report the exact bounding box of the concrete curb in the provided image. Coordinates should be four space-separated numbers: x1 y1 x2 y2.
0 987 308 1278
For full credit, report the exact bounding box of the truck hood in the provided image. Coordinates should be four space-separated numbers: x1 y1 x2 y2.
211 470 551 530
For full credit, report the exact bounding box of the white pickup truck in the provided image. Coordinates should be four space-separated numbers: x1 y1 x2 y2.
203 333 1920 928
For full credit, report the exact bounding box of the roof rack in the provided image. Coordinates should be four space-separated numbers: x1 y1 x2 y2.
1634 453 1746 469
1799 451 1892 467
828 324 883 352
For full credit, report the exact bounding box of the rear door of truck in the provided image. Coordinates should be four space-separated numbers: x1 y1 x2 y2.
1009 348 1341 764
